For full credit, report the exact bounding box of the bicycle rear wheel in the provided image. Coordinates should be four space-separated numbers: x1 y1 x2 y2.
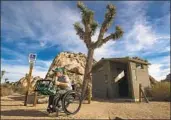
62 91 81 115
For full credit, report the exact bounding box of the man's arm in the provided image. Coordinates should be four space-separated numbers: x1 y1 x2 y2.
56 76 71 87
56 81 69 87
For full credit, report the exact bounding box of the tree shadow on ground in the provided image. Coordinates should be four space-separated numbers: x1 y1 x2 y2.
91 98 139 104
113 117 124 120
1 99 15 102
8 96 25 101
1 109 73 118
8 95 35 104
1 109 48 117
1 104 23 106
47 112 73 118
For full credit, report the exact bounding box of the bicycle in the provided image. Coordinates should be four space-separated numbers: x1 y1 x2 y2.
34 79 82 117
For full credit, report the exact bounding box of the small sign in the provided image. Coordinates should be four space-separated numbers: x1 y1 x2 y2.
114 70 125 82
29 53 37 63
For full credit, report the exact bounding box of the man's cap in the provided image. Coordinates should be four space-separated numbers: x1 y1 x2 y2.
53 67 63 73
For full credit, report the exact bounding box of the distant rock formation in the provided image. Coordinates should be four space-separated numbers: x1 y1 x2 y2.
16 75 42 91
45 51 96 88
161 73 170 82
15 52 96 93
165 73 170 81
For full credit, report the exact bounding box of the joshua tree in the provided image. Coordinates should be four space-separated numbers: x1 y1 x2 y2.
74 1 124 102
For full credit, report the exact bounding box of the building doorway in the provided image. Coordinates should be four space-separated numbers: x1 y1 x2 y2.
118 70 129 98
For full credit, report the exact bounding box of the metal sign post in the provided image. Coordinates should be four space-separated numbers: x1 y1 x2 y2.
24 53 37 106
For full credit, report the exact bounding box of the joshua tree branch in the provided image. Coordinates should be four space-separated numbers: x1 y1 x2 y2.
97 4 116 42
77 1 97 47
94 26 124 48
74 22 85 40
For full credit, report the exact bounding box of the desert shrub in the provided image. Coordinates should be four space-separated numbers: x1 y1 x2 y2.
1 84 13 96
1 83 27 96
11 85 27 95
151 82 170 101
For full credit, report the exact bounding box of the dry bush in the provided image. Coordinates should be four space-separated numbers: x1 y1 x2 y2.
11 85 27 95
1 84 13 96
151 82 170 101
1 83 27 96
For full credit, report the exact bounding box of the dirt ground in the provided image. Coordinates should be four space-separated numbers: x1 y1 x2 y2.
1 93 170 119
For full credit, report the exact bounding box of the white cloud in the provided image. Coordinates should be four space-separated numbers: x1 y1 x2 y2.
93 2 148 60
149 64 170 81
35 59 52 69
125 22 157 51
94 41 117 60
1 60 51 83
1 47 52 83
1 1 86 53
148 56 170 81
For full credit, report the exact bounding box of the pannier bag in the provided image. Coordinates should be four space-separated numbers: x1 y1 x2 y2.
35 79 57 96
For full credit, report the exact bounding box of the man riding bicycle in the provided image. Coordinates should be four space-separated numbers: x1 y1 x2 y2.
47 67 72 113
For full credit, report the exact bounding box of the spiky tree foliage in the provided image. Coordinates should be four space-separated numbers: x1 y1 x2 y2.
74 1 124 102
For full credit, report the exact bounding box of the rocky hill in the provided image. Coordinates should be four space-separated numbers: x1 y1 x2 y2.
45 51 96 88
161 73 170 82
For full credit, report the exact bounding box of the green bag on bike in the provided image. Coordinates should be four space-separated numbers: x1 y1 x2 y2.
35 79 57 96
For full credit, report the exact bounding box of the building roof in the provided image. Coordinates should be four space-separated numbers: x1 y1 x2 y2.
92 57 151 69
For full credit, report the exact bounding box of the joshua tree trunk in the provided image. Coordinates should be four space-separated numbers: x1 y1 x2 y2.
81 48 94 101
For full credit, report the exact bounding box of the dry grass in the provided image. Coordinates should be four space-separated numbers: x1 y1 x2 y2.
1 83 27 96
1 85 13 96
12 85 27 95
151 82 170 101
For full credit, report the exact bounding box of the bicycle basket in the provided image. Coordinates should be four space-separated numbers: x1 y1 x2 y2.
35 79 57 95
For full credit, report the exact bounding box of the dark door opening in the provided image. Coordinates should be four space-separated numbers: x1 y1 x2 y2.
118 70 129 98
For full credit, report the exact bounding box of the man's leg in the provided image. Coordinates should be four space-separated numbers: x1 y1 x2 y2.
52 93 60 109
48 95 54 107
47 95 55 113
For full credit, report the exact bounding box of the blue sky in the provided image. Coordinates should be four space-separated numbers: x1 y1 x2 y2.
1 1 170 82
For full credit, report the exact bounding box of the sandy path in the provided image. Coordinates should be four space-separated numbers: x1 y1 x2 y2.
1 94 170 119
